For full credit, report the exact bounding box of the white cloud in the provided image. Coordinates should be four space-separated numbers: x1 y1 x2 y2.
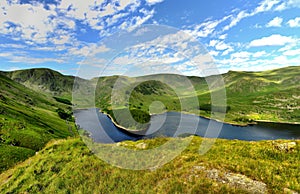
209 40 218 47
266 17 283 27
214 41 233 51
77 57 107 67
0 0 154 47
223 0 281 32
275 0 300 11
254 0 281 13
282 48 300 56
216 46 300 72
221 48 234 56
0 1 58 43
231 51 251 59
145 0 164 5
126 9 155 31
0 51 64 64
185 15 231 38
273 55 288 64
287 17 300 27
219 34 227 40
0 43 25 49
57 0 143 32
252 51 267 58
209 50 219 56
68 43 110 57
249 34 294 47
223 11 249 31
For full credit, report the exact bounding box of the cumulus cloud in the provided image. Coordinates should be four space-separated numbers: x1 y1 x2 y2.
0 1 58 43
0 0 156 46
266 17 283 27
249 34 294 47
287 17 300 27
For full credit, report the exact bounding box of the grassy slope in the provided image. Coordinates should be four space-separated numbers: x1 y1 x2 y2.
0 137 299 193
221 66 300 124
3 68 75 100
0 74 75 173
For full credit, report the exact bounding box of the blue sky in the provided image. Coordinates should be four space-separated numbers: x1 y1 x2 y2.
0 0 299 77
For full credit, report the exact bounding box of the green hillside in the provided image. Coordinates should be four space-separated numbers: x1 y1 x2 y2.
2 68 75 99
0 137 299 193
94 66 300 126
222 66 300 124
0 74 75 173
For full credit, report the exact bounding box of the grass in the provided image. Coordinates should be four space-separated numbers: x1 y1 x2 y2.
0 137 299 193
0 144 35 173
0 74 76 173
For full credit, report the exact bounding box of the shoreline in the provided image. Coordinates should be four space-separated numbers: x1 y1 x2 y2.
75 108 300 134
100 110 148 136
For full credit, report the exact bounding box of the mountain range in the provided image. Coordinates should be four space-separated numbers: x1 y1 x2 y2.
2 66 300 125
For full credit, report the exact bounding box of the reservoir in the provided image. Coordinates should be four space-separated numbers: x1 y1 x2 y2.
74 108 300 143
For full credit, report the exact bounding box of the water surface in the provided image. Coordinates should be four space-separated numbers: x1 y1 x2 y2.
74 108 300 143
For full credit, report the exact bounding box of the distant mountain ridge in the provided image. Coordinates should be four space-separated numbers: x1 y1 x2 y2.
2 68 75 98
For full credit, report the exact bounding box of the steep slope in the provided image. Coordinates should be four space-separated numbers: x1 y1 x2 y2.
3 68 75 99
0 74 75 173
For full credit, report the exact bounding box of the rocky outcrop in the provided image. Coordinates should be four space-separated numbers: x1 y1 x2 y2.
274 142 297 152
192 166 267 194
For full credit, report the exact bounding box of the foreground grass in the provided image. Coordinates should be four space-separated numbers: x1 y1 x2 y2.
0 137 299 193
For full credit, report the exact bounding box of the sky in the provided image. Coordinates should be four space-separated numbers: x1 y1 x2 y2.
0 0 300 78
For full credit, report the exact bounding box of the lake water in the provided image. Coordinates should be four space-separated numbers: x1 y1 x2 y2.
74 108 300 143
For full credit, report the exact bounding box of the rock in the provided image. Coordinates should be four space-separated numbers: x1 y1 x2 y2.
275 142 297 152
136 142 147 149
284 188 299 194
192 165 267 194
224 173 267 194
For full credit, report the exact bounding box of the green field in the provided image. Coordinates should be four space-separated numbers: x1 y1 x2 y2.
0 137 299 193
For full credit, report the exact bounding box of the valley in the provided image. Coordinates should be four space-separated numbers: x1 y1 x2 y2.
0 66 299 193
